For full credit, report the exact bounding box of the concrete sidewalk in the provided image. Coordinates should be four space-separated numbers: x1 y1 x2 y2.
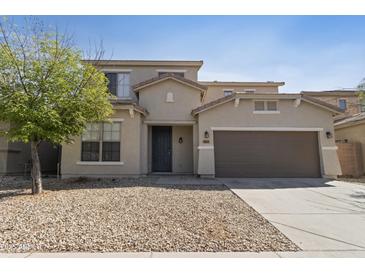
2 250 365 258
223 178 365 257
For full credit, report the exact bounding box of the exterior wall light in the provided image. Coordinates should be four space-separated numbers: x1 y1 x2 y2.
204 131 209 139
326 131 333 139
178 137 183 144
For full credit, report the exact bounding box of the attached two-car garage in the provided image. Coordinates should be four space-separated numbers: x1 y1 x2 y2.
214 131 321 178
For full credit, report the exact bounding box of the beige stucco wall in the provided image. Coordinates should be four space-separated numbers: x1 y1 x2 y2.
138 79 202 122
99 65 199 84
203 85 279 103
335 123 365 172
172 126 193 173
61 109 142 177
197 99 341 178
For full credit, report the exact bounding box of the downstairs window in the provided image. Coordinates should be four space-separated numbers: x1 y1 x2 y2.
81 122 121 162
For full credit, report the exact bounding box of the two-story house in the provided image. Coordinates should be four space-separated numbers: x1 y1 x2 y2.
58 60 342 178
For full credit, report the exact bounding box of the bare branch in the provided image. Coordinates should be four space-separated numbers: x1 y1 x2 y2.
0 20 29 95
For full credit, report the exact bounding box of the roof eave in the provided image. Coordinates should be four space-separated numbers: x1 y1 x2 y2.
83 59 204 68
133 75 207 93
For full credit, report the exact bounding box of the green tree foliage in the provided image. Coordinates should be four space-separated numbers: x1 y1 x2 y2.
0 18 113 194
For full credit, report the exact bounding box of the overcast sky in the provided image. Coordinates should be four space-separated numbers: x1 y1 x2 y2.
12 16 365 92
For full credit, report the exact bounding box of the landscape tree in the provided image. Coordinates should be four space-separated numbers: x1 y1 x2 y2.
0 18 113 194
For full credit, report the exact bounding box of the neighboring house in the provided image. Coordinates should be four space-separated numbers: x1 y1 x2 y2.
60 60 342 178
335 113 365 176
301 89 365 177
301 89 365 117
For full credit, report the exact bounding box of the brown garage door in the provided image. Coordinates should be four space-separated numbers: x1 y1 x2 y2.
214 131 321 178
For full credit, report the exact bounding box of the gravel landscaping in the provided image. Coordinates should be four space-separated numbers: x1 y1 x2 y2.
0 176 299 253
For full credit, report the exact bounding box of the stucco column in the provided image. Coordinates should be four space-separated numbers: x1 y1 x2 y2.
140 122 148 175
193 123 198 174
318 130 342 178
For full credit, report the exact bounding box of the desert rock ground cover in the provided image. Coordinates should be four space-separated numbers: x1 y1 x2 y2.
0 176 299 252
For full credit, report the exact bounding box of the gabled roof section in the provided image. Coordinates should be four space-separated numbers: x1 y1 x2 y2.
191 93 236 115
334 112 365 129
191 93 344 116
133 73 208 93
301 95 343 114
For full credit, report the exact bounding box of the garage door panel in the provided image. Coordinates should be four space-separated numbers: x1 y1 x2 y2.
214 131 321 178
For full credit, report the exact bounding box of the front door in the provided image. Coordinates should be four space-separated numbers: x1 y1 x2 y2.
152 126 172 172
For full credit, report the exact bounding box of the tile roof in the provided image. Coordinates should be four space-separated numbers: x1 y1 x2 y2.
334 112 365 128
301 95 344 113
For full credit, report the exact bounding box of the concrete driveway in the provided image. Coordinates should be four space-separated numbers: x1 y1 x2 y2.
223 178 365 257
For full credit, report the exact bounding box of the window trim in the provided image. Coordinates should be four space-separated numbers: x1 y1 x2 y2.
80 120 122 163
253 100 280 114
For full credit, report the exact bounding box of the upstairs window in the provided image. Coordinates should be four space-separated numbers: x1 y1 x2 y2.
338 99 347 110
105 72 131 98
158 72 185 78
105 73 117 96
224 90 233 97
254 101 278 112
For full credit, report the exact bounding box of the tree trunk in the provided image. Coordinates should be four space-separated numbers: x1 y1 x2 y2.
30 141 42 194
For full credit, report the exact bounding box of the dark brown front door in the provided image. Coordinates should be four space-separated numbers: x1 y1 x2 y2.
152 126 172 172
214 131 321 178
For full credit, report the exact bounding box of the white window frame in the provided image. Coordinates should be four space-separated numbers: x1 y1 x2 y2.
116 72 131 98
103 71 132 99
253 100 280 114
78 119 123 165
